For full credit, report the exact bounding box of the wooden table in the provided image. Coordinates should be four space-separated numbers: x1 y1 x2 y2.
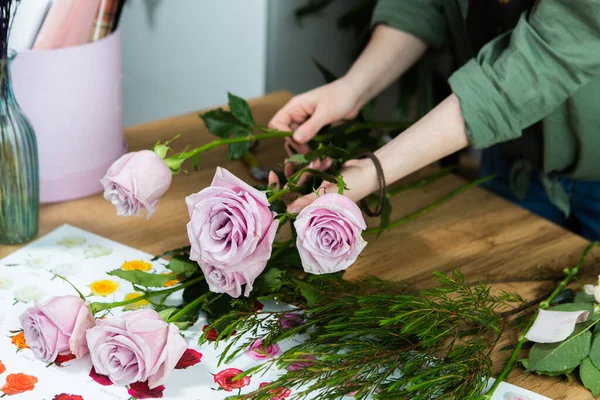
1 91 597 399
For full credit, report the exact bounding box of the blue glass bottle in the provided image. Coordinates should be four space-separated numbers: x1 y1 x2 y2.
0 50 39 244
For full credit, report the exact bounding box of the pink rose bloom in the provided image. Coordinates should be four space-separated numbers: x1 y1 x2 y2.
294 193 367 275
244 339 282 361
186 167 279 297
86 309 187 389
101 150 172 219
19 295 95 363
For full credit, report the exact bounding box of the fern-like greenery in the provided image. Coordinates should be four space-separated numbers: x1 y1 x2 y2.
203 271 523 400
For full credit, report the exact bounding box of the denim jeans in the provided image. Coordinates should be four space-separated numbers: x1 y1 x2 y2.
479 147 600 241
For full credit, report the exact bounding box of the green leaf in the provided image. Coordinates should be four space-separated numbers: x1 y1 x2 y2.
173 321 192 330
574 290 596 303
528 325 592 372
287 154 308 164
203 294 235 319
228 140 251 161
377 197 392 238
588 322 600 370
190 153 201 170
228 93 254 126
550 303 594 314
107 269 174 288
305 143 348 162
256 267 286 294
312 58 338 84
182 278 211 304
293 279 324 307
158 308 177 321
581 357 600 397
200 108 243 137
151 245 191 261
167 255 199 278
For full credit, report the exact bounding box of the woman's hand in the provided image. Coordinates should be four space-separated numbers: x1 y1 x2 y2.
269 78 363 144
269 158 378 214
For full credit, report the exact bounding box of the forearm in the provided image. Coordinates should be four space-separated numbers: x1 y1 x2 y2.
375 95 468 189
343 24 428 108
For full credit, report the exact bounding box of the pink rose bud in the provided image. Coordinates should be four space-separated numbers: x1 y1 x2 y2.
86 309 187 389
294 193 367 275
185 167 279 298
101 150 172 219
19 295 95 363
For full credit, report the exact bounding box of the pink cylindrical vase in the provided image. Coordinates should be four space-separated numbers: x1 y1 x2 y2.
12 30 126 203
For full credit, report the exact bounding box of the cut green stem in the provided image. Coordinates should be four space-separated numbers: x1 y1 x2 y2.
365 174 495 235
168 293 209 323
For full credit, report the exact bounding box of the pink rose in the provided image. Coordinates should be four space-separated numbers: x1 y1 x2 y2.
294 193 367 274
101 150 172 219
85 310 187 389
244 339 282 361
19 295 95 363
186 167 278 297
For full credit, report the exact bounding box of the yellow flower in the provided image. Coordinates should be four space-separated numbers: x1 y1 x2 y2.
89 280 119 296
123 293 149 310
161 272 180 288
121 260 153 272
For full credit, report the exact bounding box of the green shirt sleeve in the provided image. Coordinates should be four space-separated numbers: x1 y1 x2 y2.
371 0 446 48
449 0 600 149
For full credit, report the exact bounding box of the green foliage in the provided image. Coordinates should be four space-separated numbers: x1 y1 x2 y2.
204 270 520 400
199 93 257 160
151 245 191 261
580 357 600 397
286 143 349 164
574 290 596 303
166 255 198 278
107 269 175 288
527 325 592 372
550 303 594 314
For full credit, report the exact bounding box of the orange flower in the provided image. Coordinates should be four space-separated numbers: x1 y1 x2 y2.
0 361 5 374
2 373 38 395
161 272 180 288
89 280 119 296
121 260 152 272
123 293 149 310
11 332 28 350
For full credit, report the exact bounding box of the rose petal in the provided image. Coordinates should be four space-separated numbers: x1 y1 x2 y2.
525 309 589 343
584 284 596 295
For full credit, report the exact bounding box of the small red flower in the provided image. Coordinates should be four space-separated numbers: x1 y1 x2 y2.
214 368 251 392
175 348 202 369
202 325 237 342
53 394 84 400
54 353 77 366
253 300 264 311
259 382 292 399
127 381 165 399
89 367 113 386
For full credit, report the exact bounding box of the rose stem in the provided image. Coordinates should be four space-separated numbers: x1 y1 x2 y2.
167 293 210 323
171 129 293 165
345 121 413 134
364 174 496 235
484 241 600 398
90 275 205 314
268 187 290 203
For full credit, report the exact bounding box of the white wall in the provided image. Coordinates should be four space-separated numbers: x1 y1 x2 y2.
119 0 268 127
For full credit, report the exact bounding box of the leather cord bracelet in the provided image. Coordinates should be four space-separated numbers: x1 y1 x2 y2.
358 152 387 217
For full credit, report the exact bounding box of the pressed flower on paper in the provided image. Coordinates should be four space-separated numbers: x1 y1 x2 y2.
121 260 152 272
10 331 28 350
0 277 13 290
503 393 532 400
161 272 180 287
83 245 113 258
57 236 87 248
1 373 38 395
50 263 82 278
89 280 119 297
52 394 84 400
13 285 44 304
25 256 48 270
123 293 149 310
0 361 5 374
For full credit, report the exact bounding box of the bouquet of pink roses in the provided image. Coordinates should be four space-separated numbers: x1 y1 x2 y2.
18 91 505 399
